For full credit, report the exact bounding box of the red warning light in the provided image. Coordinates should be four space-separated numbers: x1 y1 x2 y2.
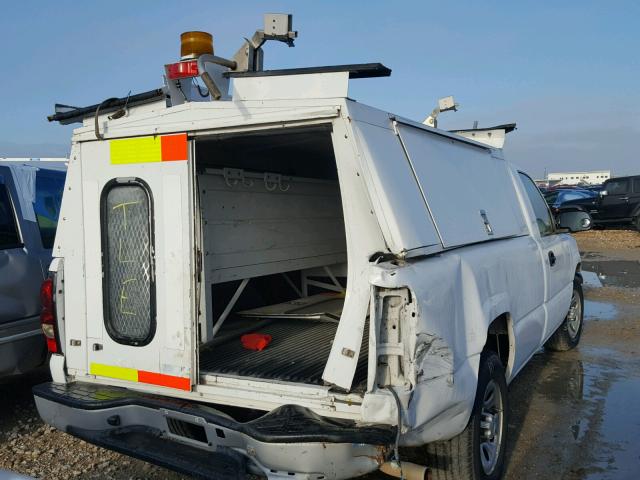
166 60 199 80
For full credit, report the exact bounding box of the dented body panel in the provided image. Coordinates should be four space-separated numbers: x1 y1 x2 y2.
363 234 556 444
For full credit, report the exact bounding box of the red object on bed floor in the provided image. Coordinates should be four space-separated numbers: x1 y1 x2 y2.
241 333 273 351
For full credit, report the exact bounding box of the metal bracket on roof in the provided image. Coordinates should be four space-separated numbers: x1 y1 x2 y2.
232 14 298 72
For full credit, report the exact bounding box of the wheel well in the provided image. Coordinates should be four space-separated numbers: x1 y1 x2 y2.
485 314 511 370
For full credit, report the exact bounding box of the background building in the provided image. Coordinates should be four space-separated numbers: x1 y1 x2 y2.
547 170 611 185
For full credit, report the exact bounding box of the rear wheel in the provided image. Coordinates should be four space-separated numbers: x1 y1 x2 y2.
634 215 640 231
424 351 508 480
545 279 584 352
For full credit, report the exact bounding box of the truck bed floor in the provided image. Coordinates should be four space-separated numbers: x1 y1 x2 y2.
199 317 368 389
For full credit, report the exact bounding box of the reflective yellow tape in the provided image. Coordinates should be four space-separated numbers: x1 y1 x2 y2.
90 362 139 382
110 136 162 165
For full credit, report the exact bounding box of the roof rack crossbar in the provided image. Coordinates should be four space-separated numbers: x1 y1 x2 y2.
48 89 165 124
224 63 391 79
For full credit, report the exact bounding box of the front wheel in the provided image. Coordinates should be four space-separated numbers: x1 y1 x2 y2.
545 279 584 352
424 351 508 480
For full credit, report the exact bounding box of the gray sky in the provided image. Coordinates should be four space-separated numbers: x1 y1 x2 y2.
0 0 638 178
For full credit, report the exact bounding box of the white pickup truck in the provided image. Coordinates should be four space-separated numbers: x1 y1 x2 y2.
34 16 592 480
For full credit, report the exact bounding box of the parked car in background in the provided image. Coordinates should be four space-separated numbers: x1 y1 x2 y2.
544 188 597 213
560 175 640 230
583 184 603 193
0 160 67 378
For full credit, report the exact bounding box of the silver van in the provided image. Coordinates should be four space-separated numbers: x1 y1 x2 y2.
0 160 66 377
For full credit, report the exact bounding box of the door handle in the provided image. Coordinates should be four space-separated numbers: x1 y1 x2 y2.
548 251 556 267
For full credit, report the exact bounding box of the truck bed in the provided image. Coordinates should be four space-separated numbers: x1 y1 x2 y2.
199 316 368 390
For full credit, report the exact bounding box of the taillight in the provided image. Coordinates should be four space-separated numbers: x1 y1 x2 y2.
40 278 58 353
40 277 53 310
166 60 199 80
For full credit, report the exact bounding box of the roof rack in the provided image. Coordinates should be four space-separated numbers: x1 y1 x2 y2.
224 63 391 79
449 123 517 149
48 89 165 125
451 123 517 134
48 63 391 125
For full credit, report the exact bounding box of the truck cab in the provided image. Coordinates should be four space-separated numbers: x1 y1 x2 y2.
33 16 590 480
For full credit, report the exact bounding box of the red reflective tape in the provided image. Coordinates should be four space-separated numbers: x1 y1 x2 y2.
138 370 191 391
160 133 188 161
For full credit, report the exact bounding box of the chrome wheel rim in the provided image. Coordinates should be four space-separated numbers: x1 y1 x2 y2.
566 289 582 339
479 379 504 475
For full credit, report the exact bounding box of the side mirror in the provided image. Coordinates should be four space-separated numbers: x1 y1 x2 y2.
556 210 592 232
600 190 608 197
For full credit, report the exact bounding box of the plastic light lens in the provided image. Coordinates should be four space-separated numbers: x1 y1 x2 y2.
180 31 213 59
166 60 199 80
40 278 53 312
40 278 58 353
46 338 58 354
41 323 55 339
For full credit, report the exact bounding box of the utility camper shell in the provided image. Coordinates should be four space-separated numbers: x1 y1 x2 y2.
35 17 588 480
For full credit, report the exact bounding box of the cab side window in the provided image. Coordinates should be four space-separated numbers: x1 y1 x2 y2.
606 179 629 195
519 172 554 236
0 184 21 249
34 171 65 249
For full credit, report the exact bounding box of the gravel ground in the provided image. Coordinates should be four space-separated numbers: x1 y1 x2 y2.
0 373 190 479
0 229 638 479
574 229 640 255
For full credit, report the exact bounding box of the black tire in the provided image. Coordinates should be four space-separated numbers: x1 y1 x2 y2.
634 215 640 232
424 352 508 480
545 279 584 352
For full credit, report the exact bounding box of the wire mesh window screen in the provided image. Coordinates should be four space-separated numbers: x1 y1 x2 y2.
102 181 155 344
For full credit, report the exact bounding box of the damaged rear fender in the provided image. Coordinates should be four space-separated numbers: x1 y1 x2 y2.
364 257 506 442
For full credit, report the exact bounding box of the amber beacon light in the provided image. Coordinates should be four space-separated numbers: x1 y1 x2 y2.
180 31 214 59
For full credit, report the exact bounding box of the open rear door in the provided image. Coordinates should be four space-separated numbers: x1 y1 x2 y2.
80 133 195 392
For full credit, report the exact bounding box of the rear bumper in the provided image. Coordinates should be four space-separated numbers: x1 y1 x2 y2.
33 382 394 479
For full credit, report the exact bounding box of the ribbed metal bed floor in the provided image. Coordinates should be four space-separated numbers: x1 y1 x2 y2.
199 317 368 389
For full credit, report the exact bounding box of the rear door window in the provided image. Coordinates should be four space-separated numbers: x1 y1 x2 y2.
101 179 156 346
0 184 21 249
34 171 65 249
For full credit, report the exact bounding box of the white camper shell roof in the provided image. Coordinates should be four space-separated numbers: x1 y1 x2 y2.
56 68 526 256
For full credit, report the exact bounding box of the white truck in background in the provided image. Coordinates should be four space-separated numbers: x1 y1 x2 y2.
34 15 592 480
